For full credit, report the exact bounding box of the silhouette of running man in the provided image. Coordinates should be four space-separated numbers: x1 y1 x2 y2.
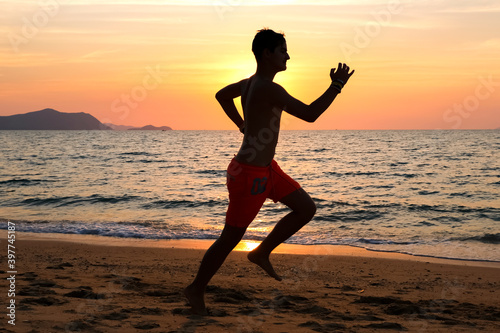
185 28 354 315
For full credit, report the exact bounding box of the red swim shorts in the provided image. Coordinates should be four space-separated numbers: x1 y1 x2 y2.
225 157 301 228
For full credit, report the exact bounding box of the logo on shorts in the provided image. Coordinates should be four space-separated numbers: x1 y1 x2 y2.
251 177 268 195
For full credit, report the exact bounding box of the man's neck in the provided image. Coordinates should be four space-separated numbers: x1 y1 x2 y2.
255 64 278 81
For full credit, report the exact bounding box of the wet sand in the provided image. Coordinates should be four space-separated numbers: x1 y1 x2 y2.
1 232 499 332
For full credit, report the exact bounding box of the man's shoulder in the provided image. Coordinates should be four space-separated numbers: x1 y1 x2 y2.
253 79 284 94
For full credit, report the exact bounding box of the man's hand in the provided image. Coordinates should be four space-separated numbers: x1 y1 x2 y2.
330 63 354 85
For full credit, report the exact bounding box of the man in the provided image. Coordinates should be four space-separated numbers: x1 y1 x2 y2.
185 28 354 315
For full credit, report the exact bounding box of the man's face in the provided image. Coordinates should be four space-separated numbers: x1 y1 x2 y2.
270 42 290 72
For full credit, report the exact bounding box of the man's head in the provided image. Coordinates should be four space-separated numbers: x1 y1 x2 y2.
252 28 289 71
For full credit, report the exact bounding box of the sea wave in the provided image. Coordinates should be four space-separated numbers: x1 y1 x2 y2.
141 199 226 209
0 178 56 186
3 194 141 207
456 233 500 244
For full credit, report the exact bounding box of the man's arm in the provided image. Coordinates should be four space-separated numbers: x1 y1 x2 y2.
271 63 354 123
215 79 247 132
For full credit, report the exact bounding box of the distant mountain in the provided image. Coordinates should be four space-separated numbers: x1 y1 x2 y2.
128 125 173 131
0 108 111 130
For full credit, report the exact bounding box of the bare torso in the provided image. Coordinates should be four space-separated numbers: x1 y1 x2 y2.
235 75 282 166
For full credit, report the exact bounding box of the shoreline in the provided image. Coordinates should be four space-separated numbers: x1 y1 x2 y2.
6 230 499 268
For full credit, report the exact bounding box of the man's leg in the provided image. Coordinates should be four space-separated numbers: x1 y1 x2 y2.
248 188 316 280
185 224 247 314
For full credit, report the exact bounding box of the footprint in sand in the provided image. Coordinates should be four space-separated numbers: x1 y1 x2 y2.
63 287 106 299
133 321 160 330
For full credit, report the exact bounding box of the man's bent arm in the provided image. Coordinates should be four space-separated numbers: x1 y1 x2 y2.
306 84 342 122
272 63 354 123
217 96 244 130
271 83 339 123
216 80 246 130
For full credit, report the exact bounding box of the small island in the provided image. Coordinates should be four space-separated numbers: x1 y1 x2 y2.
128 125 173 131
104 123 173 131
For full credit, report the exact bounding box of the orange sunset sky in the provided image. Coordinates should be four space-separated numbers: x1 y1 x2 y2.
1 0 499 130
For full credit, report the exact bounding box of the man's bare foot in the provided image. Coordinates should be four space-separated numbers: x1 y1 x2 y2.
247 250 282 281
184 285 208 315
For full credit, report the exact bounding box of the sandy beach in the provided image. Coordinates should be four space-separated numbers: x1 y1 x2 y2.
1 232 499 333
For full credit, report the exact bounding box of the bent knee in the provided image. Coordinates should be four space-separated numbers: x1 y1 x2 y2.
308 201 317 220
298 200 316 221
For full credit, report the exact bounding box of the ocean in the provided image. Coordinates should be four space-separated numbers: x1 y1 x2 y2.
1 130 499 262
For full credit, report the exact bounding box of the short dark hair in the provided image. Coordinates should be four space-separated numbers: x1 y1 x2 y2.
252 28 286 61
